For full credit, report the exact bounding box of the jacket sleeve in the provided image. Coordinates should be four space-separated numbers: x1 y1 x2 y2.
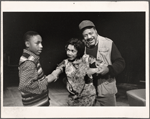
18 61 48 94
108 42 125 77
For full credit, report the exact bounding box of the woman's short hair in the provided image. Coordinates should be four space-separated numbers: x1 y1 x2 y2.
65 38 85 59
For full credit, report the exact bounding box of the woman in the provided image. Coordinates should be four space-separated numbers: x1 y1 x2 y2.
50 38 102 106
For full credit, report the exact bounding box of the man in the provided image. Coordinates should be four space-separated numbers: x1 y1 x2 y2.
79 20 125 106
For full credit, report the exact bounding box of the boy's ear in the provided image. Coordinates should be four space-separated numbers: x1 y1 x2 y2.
25 41 30 47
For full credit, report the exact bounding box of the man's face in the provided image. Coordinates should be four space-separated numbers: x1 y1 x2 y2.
82 28 98 47
26 35 43 56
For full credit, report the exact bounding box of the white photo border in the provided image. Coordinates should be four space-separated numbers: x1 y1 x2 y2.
1 1 149 118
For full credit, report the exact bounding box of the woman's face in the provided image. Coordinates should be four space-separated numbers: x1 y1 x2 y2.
66 44 77 60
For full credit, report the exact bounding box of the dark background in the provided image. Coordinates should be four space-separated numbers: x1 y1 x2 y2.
3 12 145 87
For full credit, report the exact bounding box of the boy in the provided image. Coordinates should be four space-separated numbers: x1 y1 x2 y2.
18 31 55 106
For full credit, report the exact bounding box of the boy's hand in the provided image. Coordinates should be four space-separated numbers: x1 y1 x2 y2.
46 74 57 83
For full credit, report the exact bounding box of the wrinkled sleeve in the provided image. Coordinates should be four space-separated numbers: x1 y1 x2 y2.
82 55 98 77
83 54 95 65
88 55 104 68
18 61 48 94
56 60 66 72
88 55 96 64
51 60 66 79
108 43 125 77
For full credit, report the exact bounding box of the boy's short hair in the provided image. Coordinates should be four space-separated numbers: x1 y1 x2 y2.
24 31 39 42
65 38 85 59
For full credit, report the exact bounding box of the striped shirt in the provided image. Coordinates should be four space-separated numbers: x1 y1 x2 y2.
18 49 50 106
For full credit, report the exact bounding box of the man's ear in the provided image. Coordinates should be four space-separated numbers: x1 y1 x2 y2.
25 41 30 48
94 29 98 34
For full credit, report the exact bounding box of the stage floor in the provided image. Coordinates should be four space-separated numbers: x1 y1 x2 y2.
3 80 139 106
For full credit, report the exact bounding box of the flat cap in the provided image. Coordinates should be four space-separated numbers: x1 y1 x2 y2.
79 20 95 30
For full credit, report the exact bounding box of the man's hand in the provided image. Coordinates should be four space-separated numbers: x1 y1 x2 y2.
87 68 98 77
97 65 109 75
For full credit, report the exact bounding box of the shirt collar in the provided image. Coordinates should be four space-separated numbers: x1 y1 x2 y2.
23 49 40 60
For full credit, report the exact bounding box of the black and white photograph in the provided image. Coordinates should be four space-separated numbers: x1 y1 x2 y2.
1 1 149 118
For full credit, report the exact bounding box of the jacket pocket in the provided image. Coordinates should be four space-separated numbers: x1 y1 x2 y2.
97 79 117 96
99 47 109 56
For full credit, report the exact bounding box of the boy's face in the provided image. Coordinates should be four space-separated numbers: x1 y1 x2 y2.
25 35 43 56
